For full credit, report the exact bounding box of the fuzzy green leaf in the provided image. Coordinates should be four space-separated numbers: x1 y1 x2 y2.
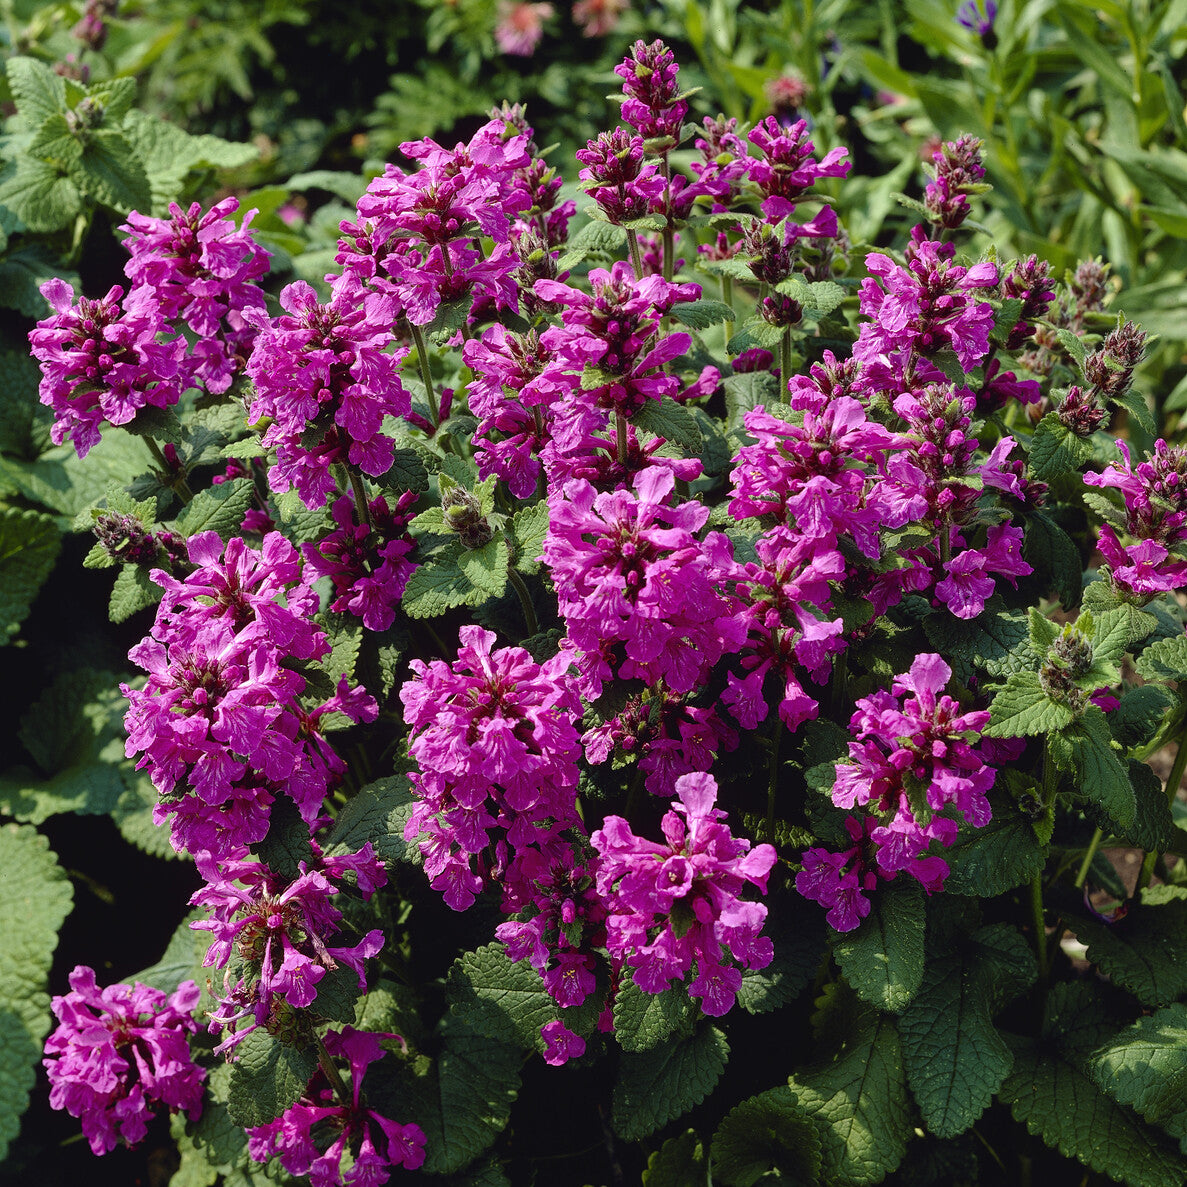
612 1023 729 1140
109 563 162 623
226 1030 318 1128
376 447 430 494
402 542 488 618
325 774 421 868
669 298 737 330
788 997 912 1186
612 970 697 1052
508 502 548 575
833 879 924 1013
712 1087 822 1186
1136 632 1187 681
0 507 60 644
0 824 74 1160
1024 512 1082 611
5 57 67 125
1029 412 1093 482
1073 886 1187 1007
397 1017 520 1175
999 982 1187 1187
943 807 1049 897
722 370 780 433
0 158 81 234
134 910 215 1017
922 604 1031 681
1089 1003 1187 1145
68 129 151 213
643 1130 708 1187
1059 709 1135 828
172 479 253 541
458 536 509 597
631 395 703 453
898 925 1035 1138
736 907 825 1015
984 670 1074 737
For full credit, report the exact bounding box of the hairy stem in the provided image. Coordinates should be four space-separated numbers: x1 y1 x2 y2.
1073 826 1104 891
1030 871 1049 984
615 410 629 467
780 327 793 389
344 466 373 533
314 1032 352 1109
409 323 439 428
627 229 644 279
1137 726 1187 892
507 568 539 638
145 436 193 503
765 714 784 844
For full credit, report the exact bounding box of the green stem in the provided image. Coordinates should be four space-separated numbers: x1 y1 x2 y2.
627 229 644 278
615 411 629 467
721 276 734 350
765 715 784 843
1137 725 1187 892
144 436 193 503
1073 826 1104 891
409 323 439 428
780 327 792 388
314 1032 352 1109
1030 872 1049 984
347 467 373 533
507 568 539 638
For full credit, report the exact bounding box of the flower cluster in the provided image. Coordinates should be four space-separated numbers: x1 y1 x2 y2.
43 967 205 1156
400 625 584 912
591 772 776 1016
797 654 996 930
192 846 386 1052
247 1027 425 1184
122 531 377 859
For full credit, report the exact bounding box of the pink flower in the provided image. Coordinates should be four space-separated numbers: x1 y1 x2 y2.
495 1 553 54
540 1020 586 1065
44 967 204 1155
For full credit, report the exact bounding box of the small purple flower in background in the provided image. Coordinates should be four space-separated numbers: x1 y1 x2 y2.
494 0 553 55
29 278 188 459
591 771 776 1016
573 0 629 36
247 1027 425 1184
956 0 998 38
43 967 204 1155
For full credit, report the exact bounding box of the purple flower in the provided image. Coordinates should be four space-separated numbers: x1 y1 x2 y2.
44 967 204 1155
576 128 667 225
614 39 688 143
540 1020 586 1066
192 848 386 1050
796 816 880 932
956 0 997 36
121 197 270 393
745 117 850 221
29 279 188 458
400 626 583 912
591 772 776 1016
247 1027 425 1183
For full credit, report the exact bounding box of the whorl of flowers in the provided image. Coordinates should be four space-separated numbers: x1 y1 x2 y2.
43 966 205 1155
400 625 584 912
244 281 411 508
29 278 188 459
192 846 387 1052
744 116 851 221
121 196 270 393
122 531 377 858
797 653 996 930
246 1027 426 1184
614 38 688 144
591 771 777 1016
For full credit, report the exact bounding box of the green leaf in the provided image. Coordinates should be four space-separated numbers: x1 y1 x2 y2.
134 909 215 1017
1073 886 1187 1007
0 761 124 825
1089 1003 1187 1145
1136 632 1187 681
984 670 1074 737
109 563 162 623
68 128 152 213
1110 685 1175 750
1028 412 1093 482
0 507 60 644
788 996 911 1186
643 1130 708 1187
944 807 1049 897
612 970 697 1052
722 370 780 432
613 1023 729 1140
5 57 67 124
398 1016 520 1175
999 982 1187 1187
631 395 703 453
173 479 253 541
833 879 925 1013
922 604 1031 681
898 924 1035 1138
1110 760 1176 852
183 1063 250 1174
712 1087 822 1186
508 502 548 575
0 158 82 234
1024 513 1082 610
376 447 430 495
0 349 49 455
556 219 626 270
1058 709 1135 829
110 769 181 861
226 1029 318 1128
27 113 83 170
0 824 73 1161
669 298 737 330
325 774 421 868
736 906 825 1015
458 535 509 598
402 542 486 618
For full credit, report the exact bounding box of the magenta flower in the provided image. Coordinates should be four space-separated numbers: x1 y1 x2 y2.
796 816 880 933
44 967 204 1156
29 278 188 458
400 626 583 912
591 772 776 1016
494 1 553 54
576 128 667 225
121 197 270 393
192 848 386 1051
247 1027 425 1184
540 1020 586 1066
614 39 688 143
543 467 745 698
745 117 850 221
